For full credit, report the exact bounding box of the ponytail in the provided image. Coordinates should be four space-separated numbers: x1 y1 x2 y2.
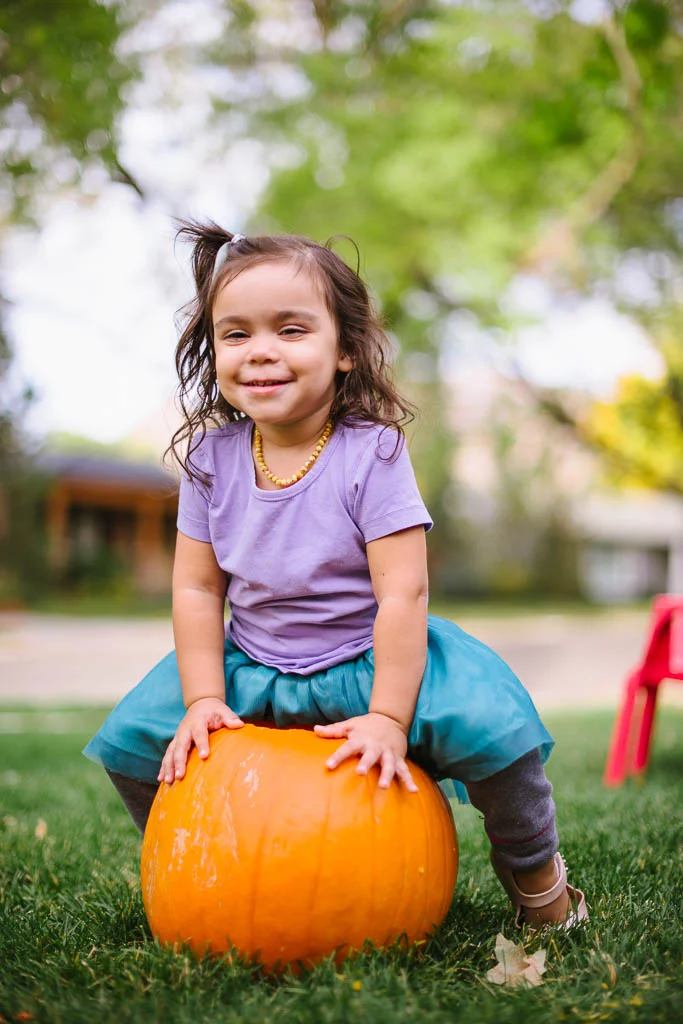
165 221 244 481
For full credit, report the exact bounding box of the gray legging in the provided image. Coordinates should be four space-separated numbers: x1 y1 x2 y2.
106 748 557 872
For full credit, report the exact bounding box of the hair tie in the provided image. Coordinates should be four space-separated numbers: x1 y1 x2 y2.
211 233 246 285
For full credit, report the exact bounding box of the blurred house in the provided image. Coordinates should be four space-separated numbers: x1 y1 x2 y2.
42 453 178 595
572 492 683 603
447 364 680 603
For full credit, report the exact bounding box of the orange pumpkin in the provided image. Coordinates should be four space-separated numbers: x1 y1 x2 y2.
141 723 458 972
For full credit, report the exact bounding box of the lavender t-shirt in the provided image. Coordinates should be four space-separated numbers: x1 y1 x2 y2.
177 419 432 675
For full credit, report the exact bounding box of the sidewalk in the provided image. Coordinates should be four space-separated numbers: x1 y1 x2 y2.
1 609 682 710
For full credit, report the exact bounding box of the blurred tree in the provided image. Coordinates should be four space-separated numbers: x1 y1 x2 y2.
2 0 681 595
0 0 139 222
201 0 683 581
0 317 48 600
0 0 138 600
584 304 683 495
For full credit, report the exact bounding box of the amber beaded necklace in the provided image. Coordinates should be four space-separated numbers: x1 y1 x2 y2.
253 420 333 488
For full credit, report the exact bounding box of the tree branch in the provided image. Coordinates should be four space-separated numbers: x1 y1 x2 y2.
512 368 683 498
523 12 644 277
111 158 147 200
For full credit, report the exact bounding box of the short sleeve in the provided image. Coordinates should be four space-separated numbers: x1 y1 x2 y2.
351 430 433 543
176 446 212 543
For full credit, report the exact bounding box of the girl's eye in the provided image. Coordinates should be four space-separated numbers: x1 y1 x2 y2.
223 331 248 343
280 326 306 336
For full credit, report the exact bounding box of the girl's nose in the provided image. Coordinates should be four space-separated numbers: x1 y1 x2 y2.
246 332 279 361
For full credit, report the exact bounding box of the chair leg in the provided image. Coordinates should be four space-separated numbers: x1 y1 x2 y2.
603 670 643 787
632 683 659 775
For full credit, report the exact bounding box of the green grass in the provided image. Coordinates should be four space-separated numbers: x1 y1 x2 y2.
1 708 682 1024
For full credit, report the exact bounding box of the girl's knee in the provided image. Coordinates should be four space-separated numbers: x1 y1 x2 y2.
464 750 558 872
106 769 158 836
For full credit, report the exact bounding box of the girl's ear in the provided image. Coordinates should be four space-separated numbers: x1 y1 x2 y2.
337 352 354 373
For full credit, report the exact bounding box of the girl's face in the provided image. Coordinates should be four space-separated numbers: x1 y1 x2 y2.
212 260 352 436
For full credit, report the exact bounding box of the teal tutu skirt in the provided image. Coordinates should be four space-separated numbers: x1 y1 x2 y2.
83 615 553 803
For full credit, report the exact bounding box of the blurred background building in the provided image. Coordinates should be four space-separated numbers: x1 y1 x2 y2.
1 0 682 608
41 453 177 596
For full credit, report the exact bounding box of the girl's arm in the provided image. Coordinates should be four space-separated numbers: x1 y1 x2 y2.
314 525 428 789
366 526 429 730
159 531 244 783
173 531 229 706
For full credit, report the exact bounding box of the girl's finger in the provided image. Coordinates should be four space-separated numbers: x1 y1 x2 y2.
325 738 360 770
193 724 210 759
315 722 350 739
224 713 245 729
356 746 382 777
378 750 397 789
159 741 176 782
206 710 243 733
395 759 419 793
172 732 192 780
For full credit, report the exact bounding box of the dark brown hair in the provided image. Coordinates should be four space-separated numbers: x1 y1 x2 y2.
166 220 415 479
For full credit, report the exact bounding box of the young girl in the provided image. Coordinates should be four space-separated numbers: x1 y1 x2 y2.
84 224 587 929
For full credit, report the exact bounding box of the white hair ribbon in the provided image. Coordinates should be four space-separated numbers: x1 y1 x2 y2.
211 234 246 284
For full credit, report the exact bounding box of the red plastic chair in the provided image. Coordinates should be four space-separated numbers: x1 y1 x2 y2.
604 594 683 786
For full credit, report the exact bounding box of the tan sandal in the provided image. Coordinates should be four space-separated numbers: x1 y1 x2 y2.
491 850 589 929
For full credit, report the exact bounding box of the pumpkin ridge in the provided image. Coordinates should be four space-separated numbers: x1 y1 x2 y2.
210 730 248 949
368 770 378 947
426 776 450 935
439 786 458 920
386 774 409 944
413 770 433 943
430 778 457 925
245 734 282 966
396 776 422 945
301 741 333 962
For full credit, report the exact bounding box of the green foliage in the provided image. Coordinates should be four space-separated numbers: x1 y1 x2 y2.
586 304 683 494
0 463 49 603
0 321 50 602
209 0 683 552
2 0 683 598
0 1 138 603
0 0 137 221
589 370 683 493
0 708 682 1021
229 0 683 300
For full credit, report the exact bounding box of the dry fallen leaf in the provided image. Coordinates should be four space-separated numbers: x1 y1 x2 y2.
34 819 48 840
486 933 547 988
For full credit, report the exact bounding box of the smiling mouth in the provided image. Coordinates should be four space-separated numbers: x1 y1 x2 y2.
242 380 290 387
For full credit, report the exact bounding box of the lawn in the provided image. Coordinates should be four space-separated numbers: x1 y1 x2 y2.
1 707 681 1024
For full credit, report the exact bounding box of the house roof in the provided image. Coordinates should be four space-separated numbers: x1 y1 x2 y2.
40 454 179 492
571 491 683 546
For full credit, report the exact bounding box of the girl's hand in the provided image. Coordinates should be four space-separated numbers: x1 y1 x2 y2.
158 697 244 783
314 713 418 792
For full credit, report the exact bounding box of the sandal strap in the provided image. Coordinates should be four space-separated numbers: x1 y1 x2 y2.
511 852 568 908
560 884 589 929
491 850 589 928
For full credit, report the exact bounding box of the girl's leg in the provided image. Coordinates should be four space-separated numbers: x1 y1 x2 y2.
464 749 583 926
464 749 558 871
106 769 158 835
